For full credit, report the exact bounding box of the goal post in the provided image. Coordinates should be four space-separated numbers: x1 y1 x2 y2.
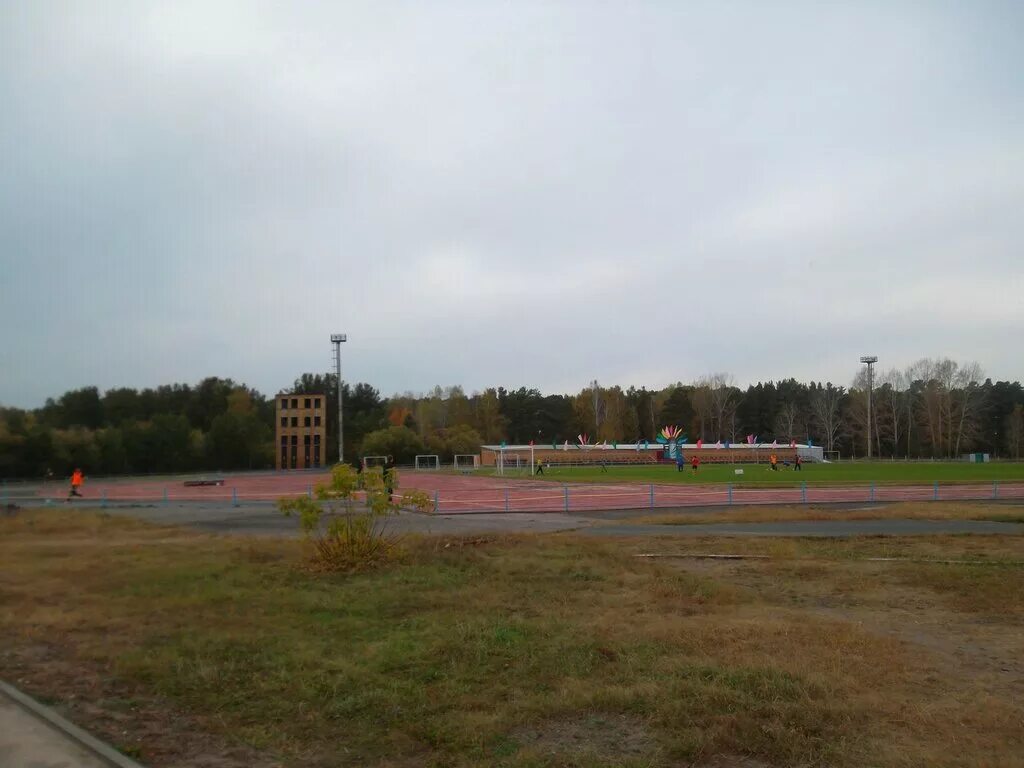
453 454 480 471
497 453 526 475
823 450 840 463
414 454 440 471
361 455 388 470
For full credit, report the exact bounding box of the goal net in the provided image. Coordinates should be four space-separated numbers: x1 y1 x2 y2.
497 453 526 474
414 454 440 471
361 455 388 470
454 454 480 471
823 450 840 463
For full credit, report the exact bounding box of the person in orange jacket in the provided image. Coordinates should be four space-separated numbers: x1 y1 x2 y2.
66 468 84 501
691 455 700 473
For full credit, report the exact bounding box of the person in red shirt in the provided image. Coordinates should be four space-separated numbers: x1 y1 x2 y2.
691 455 700 473
66 468 84 502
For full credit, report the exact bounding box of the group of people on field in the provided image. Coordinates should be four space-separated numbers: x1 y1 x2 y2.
675 453 701 473
769 453 802 471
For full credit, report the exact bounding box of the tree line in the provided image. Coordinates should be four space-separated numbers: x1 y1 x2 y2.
1 358 1022 478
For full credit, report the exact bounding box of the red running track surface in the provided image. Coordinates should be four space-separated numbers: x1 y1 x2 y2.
16 471 1024 512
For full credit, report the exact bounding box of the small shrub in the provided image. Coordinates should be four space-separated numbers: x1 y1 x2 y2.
279 463 433 573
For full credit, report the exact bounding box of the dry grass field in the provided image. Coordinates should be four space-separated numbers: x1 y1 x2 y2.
2 508 1023 767
631 500 1024 526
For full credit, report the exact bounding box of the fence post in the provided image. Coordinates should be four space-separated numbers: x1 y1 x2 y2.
993 480 999 500
101 489 107 508
933 481 939 501
504 488 510 513
870 482 875 503
727 483 733 505
232 487 238 507
801 482 807 504
563 485 569 513
433 490 439 513
307 484 313 499
649 484 655 509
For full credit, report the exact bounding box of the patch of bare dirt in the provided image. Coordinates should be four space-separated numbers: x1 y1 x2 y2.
685 757 770 768
511 712 658 761
670 558 1024 696
0 641 283 768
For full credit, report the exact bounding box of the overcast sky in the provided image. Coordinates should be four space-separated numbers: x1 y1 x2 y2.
1 1 1022 408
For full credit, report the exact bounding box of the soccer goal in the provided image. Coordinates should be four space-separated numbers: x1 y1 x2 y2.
414 454 440 471
497 453 527 475
823 450 841 463
361 455 388 470
454 454 480 472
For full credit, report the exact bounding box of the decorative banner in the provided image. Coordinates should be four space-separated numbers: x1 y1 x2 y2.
529 439 534 446
724 440 731 449
563 440 569 451
656 425 687 460
577 434 591 449
746 434 756 445
697 439 703 449
552 440 557 450
716 439 722 449
658 425 685 443
771 439 778 448
808 438 814 447
612 441 618 449
790 439 796 449
501 440 507 448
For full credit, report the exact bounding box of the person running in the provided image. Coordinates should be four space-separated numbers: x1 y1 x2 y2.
66 468 84 501
691 455 700 473
536 461 545 476
769 453 778 471
794 454 802 472
599 459 608 473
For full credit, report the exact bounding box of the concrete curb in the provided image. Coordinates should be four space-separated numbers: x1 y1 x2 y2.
0 679 147 768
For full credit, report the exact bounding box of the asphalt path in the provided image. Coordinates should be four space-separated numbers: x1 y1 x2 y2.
54 501 1024 538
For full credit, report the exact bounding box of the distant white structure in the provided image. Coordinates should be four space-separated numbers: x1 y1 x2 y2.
962 453 991 463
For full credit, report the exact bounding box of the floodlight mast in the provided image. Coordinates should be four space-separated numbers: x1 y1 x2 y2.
860 356 878 459
331 334 347 464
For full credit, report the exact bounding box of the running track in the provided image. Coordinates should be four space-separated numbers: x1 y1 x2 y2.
6 470 1024 513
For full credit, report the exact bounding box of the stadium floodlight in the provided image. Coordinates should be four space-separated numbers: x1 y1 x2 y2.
860 356 878 459
331 334 347 463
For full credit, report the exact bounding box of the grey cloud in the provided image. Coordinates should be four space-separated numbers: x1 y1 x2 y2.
1 1 1022 407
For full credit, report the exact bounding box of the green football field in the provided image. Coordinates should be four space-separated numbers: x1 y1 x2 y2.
487 461 1024 486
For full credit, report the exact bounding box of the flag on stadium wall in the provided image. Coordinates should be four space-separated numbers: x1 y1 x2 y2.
715 439 722 449
529 440 534 446
808 438 814 447
563 440 569 451
790 439 796 449
772 439 778 448
724 440 730 449
746 434 756 444
697 439 703 449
